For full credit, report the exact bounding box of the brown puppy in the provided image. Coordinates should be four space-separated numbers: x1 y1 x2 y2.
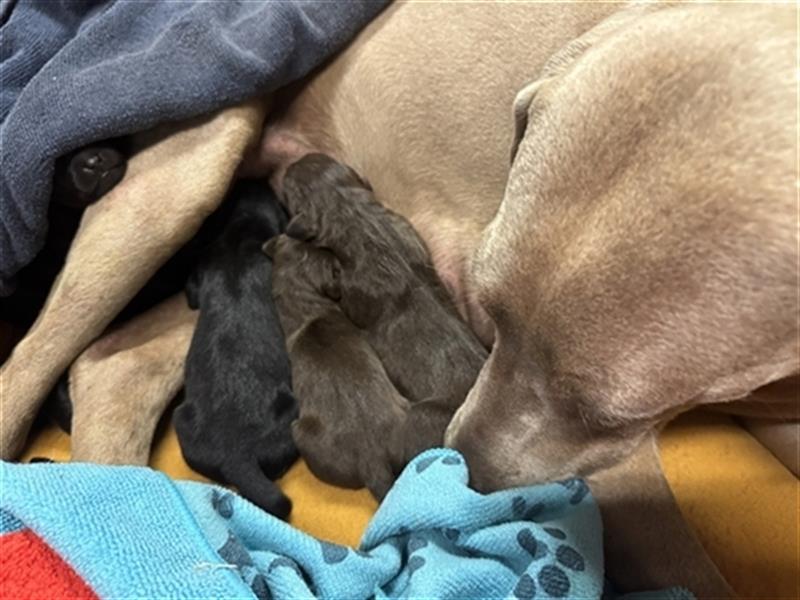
281 154 487 468
267 233 408 499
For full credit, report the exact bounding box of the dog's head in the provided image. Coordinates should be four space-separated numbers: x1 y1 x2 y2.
446 4 798 490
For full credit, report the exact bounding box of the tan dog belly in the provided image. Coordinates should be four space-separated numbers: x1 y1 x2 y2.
243 2 617 342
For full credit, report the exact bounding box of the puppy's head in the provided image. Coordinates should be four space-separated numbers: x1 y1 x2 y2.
265 234 341 302
54 145 127 208
281 153 371 224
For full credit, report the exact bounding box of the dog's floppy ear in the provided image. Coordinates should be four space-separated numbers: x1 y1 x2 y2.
285 213 314 241
511 4 658 164
510 77 553 164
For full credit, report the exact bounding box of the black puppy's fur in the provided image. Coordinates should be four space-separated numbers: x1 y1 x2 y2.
281 154 488 471
266 234 408 499
174 180 297 519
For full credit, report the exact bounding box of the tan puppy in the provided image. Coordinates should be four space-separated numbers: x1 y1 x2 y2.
0 100 264 459
69 294 196 465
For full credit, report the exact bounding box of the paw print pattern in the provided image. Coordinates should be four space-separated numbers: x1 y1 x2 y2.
319 540 349 564
517 529 547 560
558 479 590 505
511 496 546 522
211 489 234 519
251 574 272 600
555 545 584 572
513 574 536 599
415 456 438 473
218 532 252 569
415 453 462 473
515 530 586 598
408 555 426 575
512 496 527 517
543 527 566 540
537 565 570 597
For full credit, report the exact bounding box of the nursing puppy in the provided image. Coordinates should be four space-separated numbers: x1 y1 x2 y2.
267 233 407 499
174 179 296 519
53 139 129 209
281 154 487 468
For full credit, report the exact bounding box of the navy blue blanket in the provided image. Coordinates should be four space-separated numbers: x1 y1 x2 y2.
0 0 387 295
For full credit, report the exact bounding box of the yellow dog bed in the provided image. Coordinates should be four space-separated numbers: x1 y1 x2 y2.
21 410 798 598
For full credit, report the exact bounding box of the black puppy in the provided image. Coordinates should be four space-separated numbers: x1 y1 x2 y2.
281 154 488 472
174 180 297 519
53 139 129 208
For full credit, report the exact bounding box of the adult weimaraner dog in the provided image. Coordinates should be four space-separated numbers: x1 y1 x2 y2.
2 3 795 596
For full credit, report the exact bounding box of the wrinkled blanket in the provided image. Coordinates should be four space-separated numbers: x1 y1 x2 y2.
0 448 691 599
0 0 388 295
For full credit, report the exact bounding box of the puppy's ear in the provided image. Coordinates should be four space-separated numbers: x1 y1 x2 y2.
321 261 342 301
262 236 278 258
285 213 314 241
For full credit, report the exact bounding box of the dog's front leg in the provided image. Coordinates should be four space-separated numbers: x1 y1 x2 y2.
589 434 735 599
0 99 266 459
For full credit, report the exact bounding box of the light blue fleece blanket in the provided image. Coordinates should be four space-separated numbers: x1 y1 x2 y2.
0 448 692 599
